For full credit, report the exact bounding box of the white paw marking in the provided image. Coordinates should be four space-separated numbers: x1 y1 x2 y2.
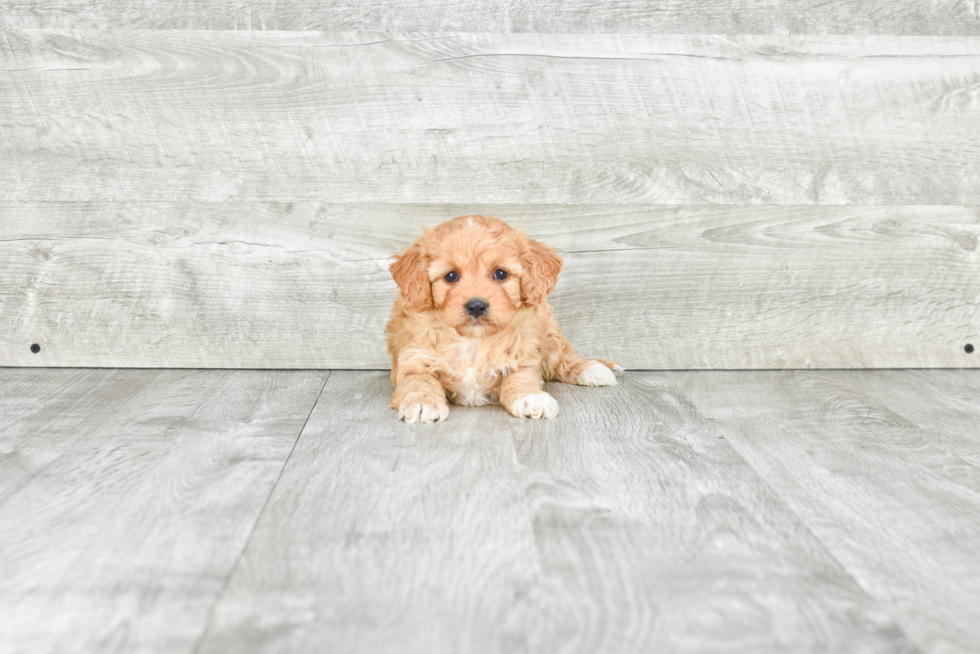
512 392 559 419
577 361 618 386
400 400 449 423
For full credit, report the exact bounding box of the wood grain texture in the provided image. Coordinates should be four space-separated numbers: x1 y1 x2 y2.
2 0 979 34
506 373 917 653
3 31 980 205
858 370 980 469
673 370 980 654
194 371 918 653
194 371 545 654
0 368 328 654
1 203 976 369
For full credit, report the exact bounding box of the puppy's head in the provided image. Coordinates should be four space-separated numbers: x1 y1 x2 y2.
390 216 562 337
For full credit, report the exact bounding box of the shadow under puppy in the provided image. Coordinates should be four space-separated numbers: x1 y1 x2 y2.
386 215 621 423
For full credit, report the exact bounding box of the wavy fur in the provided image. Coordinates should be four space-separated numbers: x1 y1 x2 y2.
386 215 619 422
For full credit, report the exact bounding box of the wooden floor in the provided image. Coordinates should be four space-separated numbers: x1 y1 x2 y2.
1 369 978 654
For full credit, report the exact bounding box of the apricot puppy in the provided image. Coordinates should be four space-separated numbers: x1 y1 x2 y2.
386 215 620 423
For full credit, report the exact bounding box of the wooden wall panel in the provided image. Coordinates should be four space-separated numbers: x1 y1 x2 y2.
3 32 980 205
3 28 978 369
2 203 976 369
2 0 978 34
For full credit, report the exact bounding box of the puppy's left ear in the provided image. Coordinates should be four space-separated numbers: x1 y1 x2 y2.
520 238 563 306
389 242 432 312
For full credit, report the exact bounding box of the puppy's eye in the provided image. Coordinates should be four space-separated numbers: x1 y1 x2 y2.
493 269 508 281
444 271 459 283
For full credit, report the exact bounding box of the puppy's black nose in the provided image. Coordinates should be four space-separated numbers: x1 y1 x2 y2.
465 298 488 318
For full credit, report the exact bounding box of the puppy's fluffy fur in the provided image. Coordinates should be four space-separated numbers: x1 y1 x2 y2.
386 215 620 423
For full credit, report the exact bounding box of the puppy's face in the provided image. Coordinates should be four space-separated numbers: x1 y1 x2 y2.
428 228 525 337
390 216 562 338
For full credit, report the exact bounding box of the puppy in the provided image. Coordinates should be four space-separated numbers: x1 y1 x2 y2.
386 215 620 423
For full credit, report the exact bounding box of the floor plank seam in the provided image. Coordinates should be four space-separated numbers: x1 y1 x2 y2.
700 416 929 654
188 370 332 654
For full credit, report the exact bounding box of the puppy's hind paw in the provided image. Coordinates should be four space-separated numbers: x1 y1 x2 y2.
577 360 618 386
509 392 559 419
576 361 622 386
398 398 449 423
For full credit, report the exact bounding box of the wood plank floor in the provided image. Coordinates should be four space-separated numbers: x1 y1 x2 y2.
2 368 978 653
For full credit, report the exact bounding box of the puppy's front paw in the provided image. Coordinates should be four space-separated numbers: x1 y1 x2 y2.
398 397 449 423
508 392 559 419
577 360 618 386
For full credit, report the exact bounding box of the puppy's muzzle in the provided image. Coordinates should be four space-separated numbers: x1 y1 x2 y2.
465 298 489 319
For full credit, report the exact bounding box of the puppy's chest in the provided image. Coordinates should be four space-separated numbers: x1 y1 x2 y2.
439 341 507 406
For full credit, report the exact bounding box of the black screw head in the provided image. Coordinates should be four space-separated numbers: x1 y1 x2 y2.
967 344 975 354
30 343 40 354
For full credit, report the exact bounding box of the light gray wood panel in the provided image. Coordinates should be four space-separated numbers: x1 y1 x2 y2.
2 0 979 33
1 203 976 369
196 371 918 653
3 31 980 204
858 370 980 469
510 374 921 652
674 370 980 654
0 368 328 654
194 371 545 653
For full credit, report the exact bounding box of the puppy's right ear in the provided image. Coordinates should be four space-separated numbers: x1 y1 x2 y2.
389 242 432 312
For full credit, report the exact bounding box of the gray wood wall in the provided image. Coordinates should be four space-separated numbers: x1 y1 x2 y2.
1 5 978 369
